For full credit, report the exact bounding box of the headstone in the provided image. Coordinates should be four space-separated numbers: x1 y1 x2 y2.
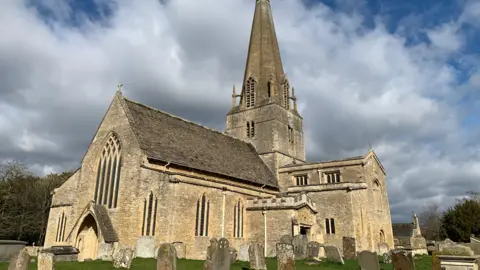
229 247 237 263
377 242 389 255
292 235 308 259
40 246 78 262
342 237 356 259
431 251 441 270
157 243 177 270
248 243 267 270
357 250 380 270
279 235 293 244
7 248 30 270
305 241 321 265
203 238 218 270
135 236 155 258
324 245 344 265
382 251 392 264
391 249 415 270
172 242 185 259
212 238 230 270
237 244 250 261
276 243 295 270
37 252 55 270
112 247 134 269
98 243 114 261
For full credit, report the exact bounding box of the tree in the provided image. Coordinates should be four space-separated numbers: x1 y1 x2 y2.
418 202 443 240
441 195 480 242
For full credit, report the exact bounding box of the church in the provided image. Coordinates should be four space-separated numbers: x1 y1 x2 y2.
44 0 394 260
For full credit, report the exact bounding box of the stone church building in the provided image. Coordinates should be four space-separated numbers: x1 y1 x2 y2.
44 0 394 260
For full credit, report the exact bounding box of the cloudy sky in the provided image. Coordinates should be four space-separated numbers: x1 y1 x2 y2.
1 0 479 222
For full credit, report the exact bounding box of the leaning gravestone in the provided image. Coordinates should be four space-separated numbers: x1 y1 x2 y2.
212 238 231 270
324 245 344 265
112 247 134 269
248 243 267 270
357 250 380 270
237 244 249 261
157 243 176 270
37 252 55 270
342 237 356 259
203 238 218 270
279 235 293 244
276 243 295 270
135 236 155 258
8 248 30 270
292 235 308 260
391 250 415 270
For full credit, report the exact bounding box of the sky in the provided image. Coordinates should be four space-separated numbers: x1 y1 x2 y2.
0 0 479 223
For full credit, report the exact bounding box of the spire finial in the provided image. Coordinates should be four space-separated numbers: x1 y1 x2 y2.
117 82 123 93
232 85 237 107
291 87 297 111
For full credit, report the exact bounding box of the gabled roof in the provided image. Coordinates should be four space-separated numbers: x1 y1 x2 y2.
392 223 414 238
121 96 278 189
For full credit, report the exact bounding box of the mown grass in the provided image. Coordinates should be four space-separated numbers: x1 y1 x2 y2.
0 255 432 270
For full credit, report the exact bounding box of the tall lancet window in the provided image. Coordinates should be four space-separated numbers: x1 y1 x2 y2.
94 133 122 208
195 194 210 236
233 200 244 238
283 80 290 109
245 77 256 108
141 191 158 236
56 212 67 242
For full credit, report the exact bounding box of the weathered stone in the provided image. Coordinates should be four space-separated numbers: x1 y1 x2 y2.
377 242 389 255
0 240 27 262
157 243 177 270
98 243 114 261
357 250 379 270
8 248 30 270
324 245 344 265
41 246 78 262
306 241 321 260
292 235 308 260
391 249 415 270
135 236 155 258
112 248 134 269
172 242 185 259
248 242 266 270
37 252 55 270
431 251 441 270
342 237 356 259
382 251 392 264
237 244 249 261
229 247 237 263
279 235 293 244
276 243 295 270
442 245 474 256
203 238 218 270
212 238 231 270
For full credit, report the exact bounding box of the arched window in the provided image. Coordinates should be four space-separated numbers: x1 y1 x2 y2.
94 133 122 208
195 194 210 236
56 212 67 242
373 180 382 212
380 229 386 242
283 80 290 109
268 80 273 98
245 77 256 108
233 200 244 238
141 191 158 236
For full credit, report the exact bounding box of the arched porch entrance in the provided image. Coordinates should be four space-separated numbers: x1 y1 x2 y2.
76 214 99 261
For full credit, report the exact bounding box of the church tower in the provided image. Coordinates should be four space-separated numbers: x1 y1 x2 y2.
226 0 306 178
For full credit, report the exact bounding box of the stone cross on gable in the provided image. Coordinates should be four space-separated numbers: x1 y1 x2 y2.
117 82 123 93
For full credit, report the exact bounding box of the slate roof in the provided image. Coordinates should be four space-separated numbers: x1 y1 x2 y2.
392 223 414 238
122 97 279 189
92 204 118 243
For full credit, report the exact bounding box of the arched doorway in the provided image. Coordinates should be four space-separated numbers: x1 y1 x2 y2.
76 214 99 261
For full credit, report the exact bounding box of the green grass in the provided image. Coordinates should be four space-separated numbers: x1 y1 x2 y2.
0 256 432 270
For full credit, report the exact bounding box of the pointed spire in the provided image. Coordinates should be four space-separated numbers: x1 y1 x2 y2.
241 0 286 108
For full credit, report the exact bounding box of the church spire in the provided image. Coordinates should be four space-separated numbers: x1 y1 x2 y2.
240 0 289 109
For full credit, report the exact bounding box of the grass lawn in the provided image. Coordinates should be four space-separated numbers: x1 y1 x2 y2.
0 256 432 269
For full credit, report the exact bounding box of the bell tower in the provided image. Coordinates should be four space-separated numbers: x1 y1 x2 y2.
226 0 306 178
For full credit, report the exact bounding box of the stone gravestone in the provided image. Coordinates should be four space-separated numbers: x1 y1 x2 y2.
305 241 321 265
292 235 308 260
172 242 185 259
248 242 267 270
279 235 293 244
377 242 389 255
324 245 344 265
135 236 155 258
8 248 30 270
157 243 177 270
431 251 441 270
237 244 249 261
276 243 295 270
98 243 114 261
112 247 134 269
37 252 55 270
357 250 380 270
342 237 356 259
212 238 230 270
391 249 415 270
203 238 218 270
229 247 237 263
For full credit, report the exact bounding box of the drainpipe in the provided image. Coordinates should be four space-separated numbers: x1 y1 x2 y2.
263 209 267 257
221 190 226 238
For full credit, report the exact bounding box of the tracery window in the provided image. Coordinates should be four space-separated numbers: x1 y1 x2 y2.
283 80 290 109
325 218 336 234
373 180 382 212
56 212 67 242
245 77 256 108
195 194 210 237
233 200 244 238
141 191 158 236
94 133 122 208
247 121 255 138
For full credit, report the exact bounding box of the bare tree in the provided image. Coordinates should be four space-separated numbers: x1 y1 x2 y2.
419 202 443 241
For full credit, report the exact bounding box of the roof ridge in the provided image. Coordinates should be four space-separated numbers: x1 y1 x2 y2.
121 96 255 147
